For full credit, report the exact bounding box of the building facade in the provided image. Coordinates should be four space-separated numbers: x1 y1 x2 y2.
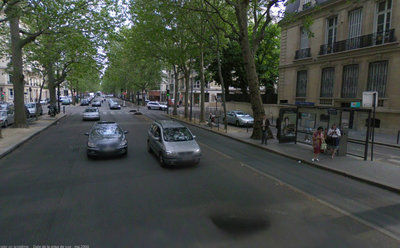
0 59 49 103
279 0 399 133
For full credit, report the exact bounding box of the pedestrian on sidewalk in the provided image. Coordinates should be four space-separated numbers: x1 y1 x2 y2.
276 117 281 140
261 114 269 145
312 126 324 162
327 124 341 159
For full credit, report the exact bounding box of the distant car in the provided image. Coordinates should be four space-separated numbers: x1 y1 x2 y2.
25 102 43 117
85 121 128 158
147 120 201 167
82 107 100 121
92 100 101 107
109 101 121 110
40 98 49 104
80 99 90 106
0 109 14 127
147 101 167 110
62 99 71 105
0 102 13 111
225 111 254 126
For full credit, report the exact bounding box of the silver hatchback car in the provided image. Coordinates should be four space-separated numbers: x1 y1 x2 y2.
147 120 201 167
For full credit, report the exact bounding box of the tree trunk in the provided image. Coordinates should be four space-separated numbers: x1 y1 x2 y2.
7 6 27 128
184 68 189 119
47 63 57 107
173 65 178 116
216 39 228 131
235 3 265 139
199 44 205 123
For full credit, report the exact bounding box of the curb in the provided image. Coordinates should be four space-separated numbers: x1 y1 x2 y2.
166 114 400 194
0 114 67 160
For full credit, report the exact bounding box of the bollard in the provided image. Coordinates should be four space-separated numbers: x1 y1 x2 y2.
246 123 249 133
218 116 219 131
63 106 65 114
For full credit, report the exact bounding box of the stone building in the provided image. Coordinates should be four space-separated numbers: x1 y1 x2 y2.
279 0 399 133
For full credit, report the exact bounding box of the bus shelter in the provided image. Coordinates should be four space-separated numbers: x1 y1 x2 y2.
278 105 373 160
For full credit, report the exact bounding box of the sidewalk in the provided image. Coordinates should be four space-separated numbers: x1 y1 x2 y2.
0 113 66 159
168 114 400 193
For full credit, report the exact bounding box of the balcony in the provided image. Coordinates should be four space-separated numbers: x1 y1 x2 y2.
319 29 396 55
295 48 311 60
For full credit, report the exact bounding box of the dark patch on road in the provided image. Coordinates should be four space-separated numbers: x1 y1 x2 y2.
210 212 269 237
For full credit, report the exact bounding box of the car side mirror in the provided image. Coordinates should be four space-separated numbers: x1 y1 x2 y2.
124 130 129 134
84 132 89 136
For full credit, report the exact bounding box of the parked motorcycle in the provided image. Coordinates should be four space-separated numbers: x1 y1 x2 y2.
48 105 57 117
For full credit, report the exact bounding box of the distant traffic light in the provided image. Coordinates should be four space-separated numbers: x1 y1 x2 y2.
166 89 170 97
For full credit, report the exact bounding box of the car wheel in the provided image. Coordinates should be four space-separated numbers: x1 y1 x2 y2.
4 120 8 127
236 120 240 126
147 141 152 153
159 153 167 167
148 107 151 110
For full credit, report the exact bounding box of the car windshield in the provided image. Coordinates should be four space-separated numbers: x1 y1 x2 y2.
235 112 246 116
26 103 35 108
163 127 193 142
85 108 97 112
91 125 122 138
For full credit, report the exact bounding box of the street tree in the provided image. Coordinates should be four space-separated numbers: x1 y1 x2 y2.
204 0 286 139
0 0 119 127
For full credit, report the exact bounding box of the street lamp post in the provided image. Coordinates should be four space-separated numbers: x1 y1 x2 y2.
190 80 193 121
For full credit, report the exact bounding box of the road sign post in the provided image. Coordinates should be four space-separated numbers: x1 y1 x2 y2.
362 91 378 161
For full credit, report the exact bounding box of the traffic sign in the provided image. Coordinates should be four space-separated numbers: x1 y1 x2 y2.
350 102 360 108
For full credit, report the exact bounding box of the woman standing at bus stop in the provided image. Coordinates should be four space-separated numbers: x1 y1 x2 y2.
312 127 324 162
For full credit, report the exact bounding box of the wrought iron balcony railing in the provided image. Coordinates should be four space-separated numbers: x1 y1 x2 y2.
319 29 396 55
295 48 311 60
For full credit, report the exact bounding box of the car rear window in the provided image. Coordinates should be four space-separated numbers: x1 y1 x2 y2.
91 125 122 137
85 108 97 112
163 127 193 142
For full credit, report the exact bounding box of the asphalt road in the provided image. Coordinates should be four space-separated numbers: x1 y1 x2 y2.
0 99 399 247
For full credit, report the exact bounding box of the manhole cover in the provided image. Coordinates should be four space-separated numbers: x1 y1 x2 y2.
210 214 269 236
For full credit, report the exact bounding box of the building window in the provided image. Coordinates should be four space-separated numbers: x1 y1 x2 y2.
296 70 307 98
300 27 309 50
367 61 388 97
349 9 362 39
375 0 392 45
9 88 13 99
194 80 200 89
341 65 358 98
326 16 338 46
303 0 312 10
320 67 334 98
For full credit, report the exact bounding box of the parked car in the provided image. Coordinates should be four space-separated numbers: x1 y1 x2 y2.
82 107 100 121
40 98 49 104
25 102 43 117
92 100 101 107
109 100 121 110
0 102 13 111
225 111 254 126
147 101 167 110
147 120 201 167
80 99 90 106
0 109 14 127
62 99 71 105
85 121 128 158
